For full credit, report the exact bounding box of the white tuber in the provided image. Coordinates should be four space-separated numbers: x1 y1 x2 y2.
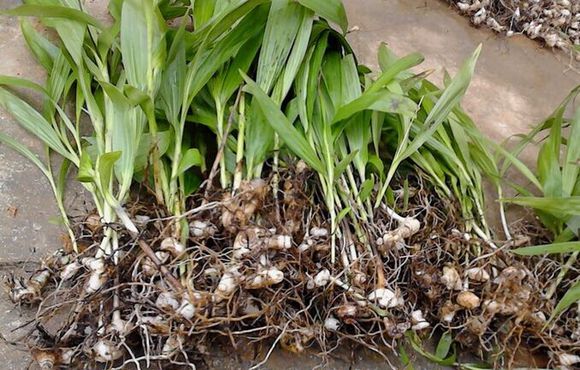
217 267 240 297
441 266 462 290
160 237 185 257
368 288 400 308
411 309 430 331
457 291 481 309
246 267 284 289
558 353 580 367
156 291 180 311
60 262 82 281
313 269 331 287
93 339 123 363
162 335 184 357
177 298 196 320
84 258 107 294
310 227 329 238
324 316 340 331
189 220 216 238
465 267 490 282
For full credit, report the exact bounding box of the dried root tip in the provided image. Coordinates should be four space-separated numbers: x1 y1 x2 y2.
336 304 358 322
32 348 57 369
85 213 101 232
162 334 184 357
383 318 410 339
352 272 367 287
189 220 217 239
411 309 430 331
457 291 481 309
465 267 490 282
110 315 134 337
324 316 340 331
296 160 307 173
441 266 462 291
232 228 263 259
246 267 284 289
494 266 527 285
368 288 402 309
160 237 185 257
440 300 459 323
91 339 124 363
7 268 51 303
138 316 169 335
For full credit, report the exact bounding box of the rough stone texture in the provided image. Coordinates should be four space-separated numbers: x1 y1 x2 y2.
0 0 578 368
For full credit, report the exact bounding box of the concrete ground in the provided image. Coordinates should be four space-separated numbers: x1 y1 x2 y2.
0 0 578 368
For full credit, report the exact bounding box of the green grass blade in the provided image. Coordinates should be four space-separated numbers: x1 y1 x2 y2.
550 280 580 322
0 131 50 177
296 0 348 33
257 0 305 96
120 0 166 92
0 88 76 162
512 242 580 256
0 4 104 28
20 18 59 71
563 108 580 196
401 45 481 159
502 196 580 216
243 75 325 174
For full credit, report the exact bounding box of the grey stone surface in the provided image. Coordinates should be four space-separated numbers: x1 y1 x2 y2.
0 0 578 368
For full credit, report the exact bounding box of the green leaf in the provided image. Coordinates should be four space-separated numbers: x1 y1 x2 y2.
336 206 351 224
20 18 59 71
177 148 204 174
257 0 306 96
502 196 580 217
243 75 325 174
0 131 49 177
134 130 172 172
358 178 374 202
333 91 416 123
77 150 94 183
296 0 348 33
334 150 358 180
1 4 104 28
563 108 580 196
120 0 166 92
96 151 122 190
435 332 453 359
401 45 481 159
0 88 76 163
550 280 580 321
512 242 580 256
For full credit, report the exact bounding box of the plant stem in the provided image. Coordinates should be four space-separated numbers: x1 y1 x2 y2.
233 94 246 192
215 100 229 189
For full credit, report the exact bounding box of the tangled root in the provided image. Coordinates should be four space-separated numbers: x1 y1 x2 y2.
4 169 578 369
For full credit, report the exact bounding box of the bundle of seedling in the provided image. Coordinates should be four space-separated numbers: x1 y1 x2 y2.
0 0 578 368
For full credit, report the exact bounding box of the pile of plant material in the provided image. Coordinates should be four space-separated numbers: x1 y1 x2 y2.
448 0 580 58
0 0 578 369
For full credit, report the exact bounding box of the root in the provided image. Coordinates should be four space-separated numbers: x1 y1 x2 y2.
5 169 578 369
